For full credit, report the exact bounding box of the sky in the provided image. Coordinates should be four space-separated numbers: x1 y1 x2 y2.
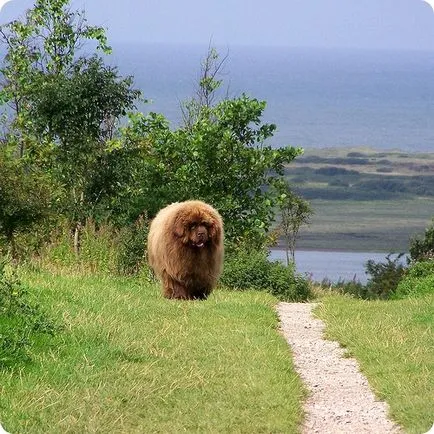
1 0 434 51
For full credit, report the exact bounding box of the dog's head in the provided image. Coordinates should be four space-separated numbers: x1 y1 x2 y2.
173 206 222 249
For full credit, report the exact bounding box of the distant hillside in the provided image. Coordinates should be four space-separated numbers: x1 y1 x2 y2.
282 147 434 252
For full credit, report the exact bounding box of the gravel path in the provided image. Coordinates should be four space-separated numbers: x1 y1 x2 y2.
277 302 403 434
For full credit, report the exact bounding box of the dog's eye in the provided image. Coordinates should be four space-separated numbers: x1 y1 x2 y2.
190 224 197 230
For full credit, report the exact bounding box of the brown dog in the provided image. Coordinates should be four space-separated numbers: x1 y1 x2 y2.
147 200 224 300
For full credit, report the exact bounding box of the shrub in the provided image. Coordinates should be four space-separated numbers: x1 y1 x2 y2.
221 248 312 301
320 254 407 300
0 258 60 368
394 260 434 299
364 253 406 299
116 215 149 275
409 221 434 262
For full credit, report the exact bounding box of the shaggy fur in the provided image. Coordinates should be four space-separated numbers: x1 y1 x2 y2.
148 200 224 300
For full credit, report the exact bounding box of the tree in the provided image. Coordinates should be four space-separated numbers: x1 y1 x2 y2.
121 48 302 247
0 148 52 258
180 46 228 127
279 187 313 265
28 56 140 254
0 0 140 255
0 0 111 156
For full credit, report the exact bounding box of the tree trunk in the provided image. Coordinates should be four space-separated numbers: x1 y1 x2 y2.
73 190 85 256
285 246 291 267
6 230 17 261
73 221 82 256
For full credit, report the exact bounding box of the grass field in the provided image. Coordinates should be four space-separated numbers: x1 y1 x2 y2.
315 292 434 434
284 147 434 252
0 271 305 433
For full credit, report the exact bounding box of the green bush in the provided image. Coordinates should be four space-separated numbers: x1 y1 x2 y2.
409 220 434 262
116 215 149 275
0 259 60 368
221 248 311 301
364 253 406 299
394 260 434 299
321 254 407 300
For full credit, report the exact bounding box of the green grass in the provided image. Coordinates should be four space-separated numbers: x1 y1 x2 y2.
0 270 305 433
315 293 434 434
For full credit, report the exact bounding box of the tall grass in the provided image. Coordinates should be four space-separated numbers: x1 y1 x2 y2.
0 270 305 433
315 293 434 434
36 219 148 276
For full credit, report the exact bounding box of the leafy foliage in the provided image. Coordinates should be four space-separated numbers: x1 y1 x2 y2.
0 0 112 151
409 219 434 262
394 260 434 299
28 56 140 227
0 148 53 257
116 215 149 276
363 253 406 299
0 258 60 368
320 253 407 300
0 0 140 255
221 248 311 301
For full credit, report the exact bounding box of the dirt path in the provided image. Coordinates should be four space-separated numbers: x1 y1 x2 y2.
277 302 403 434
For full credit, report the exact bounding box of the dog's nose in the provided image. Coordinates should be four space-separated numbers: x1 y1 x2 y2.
197 228 206 239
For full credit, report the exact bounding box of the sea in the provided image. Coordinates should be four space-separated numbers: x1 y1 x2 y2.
269 250 408 284
109 43 434 153
108 43 432 282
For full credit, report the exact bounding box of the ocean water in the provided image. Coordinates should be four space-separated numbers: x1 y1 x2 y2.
269 250 407 284
110 43 434 152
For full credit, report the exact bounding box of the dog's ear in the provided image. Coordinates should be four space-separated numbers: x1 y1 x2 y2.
174 218 185 237
209 220 221 242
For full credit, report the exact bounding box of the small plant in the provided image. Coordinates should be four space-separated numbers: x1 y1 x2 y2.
116 214 149 275
221 247 311 301
278 186 313 265
364 253 406 299
409 220 434 262
0 258 60 368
